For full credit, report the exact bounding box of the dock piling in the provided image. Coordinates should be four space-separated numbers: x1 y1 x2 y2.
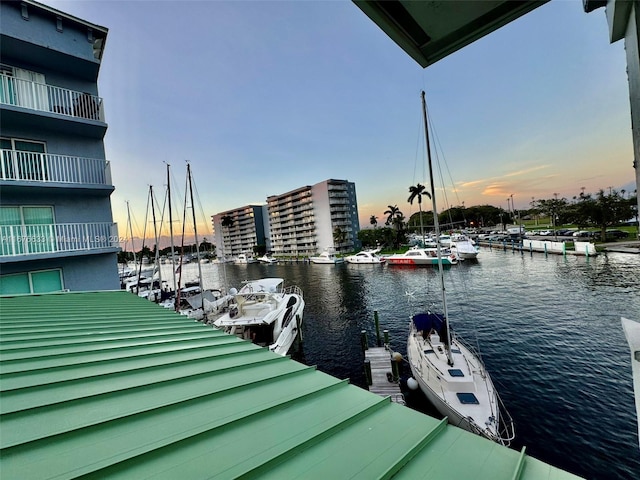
361 330 368 352
364 359 372 386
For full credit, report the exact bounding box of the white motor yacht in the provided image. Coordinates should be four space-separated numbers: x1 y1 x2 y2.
213 278 304 356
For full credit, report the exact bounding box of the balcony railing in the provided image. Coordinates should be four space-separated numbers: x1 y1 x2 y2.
0 149 111 185
1 222 118 257
0 74 105 122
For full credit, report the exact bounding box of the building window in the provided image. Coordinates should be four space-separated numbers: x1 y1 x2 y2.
0 269 64 295
0 64 47 109
0 205 55 255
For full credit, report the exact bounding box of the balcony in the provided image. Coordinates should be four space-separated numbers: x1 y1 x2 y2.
1 222 119 259
1 149 111 187
1 74 104 121
1 74 106 138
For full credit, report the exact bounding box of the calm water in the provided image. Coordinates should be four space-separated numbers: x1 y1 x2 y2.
161 247 640 479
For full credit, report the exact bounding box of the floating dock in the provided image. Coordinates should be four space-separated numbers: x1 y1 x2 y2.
361 312 405 405
476 238 599 256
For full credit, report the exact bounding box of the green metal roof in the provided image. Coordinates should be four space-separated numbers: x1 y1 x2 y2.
0 291 581 479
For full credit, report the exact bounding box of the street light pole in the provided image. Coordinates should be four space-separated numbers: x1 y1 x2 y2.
510 194 515 224
506 198 511 226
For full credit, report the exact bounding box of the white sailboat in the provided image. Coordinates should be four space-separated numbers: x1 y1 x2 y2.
406 91 514 445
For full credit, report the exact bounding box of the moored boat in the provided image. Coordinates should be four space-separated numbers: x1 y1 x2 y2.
345 249 386 264
213 277 304 356
386 246 457 266
450 234 479 260
234 253 257 264
257 254 278 264
309 250 344 264
406 91 514 445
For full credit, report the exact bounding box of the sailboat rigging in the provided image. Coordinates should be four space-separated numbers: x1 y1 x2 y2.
406 91 515 445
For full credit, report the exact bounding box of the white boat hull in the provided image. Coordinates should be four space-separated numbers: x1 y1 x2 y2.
451 239 479 260
345 250 386 264
386 247 457 266
309 250 343 264
214 278 304 356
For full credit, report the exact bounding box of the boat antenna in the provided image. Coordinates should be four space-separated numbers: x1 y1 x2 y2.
421 90 453 367
187 162 204 293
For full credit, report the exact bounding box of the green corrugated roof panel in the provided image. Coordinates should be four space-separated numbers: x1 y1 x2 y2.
0 291 581 479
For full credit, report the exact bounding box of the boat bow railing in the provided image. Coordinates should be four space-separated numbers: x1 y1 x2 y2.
284 285 303 298
494 390 516 446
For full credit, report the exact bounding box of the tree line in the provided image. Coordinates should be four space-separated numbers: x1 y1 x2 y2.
359 185 637 249
117 238 216 263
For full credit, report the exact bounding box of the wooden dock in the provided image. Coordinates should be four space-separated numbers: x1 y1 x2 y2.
364 345 406 405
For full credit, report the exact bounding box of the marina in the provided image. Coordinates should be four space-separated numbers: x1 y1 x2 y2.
157 246 640 480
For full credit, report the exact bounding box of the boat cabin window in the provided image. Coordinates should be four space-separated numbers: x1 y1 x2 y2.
448 369 464 377
456 393 479 405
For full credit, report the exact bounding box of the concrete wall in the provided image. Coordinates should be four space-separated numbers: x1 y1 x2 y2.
0 1 103 74
0 252 120 290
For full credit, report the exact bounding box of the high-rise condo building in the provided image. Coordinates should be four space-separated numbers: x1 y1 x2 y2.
267 178 360 257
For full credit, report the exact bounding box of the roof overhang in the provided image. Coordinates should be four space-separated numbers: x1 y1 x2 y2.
353 0 550 68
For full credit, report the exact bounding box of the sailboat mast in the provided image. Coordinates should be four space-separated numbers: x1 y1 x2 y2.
187 162 204 293
136 187 152 293
126 200 137 275
150 185 162 290
421 90 453 366
166 164 177 293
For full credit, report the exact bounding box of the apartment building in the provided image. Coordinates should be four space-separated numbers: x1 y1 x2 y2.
212 204 269 260
0 0 120 293
268 179 360 257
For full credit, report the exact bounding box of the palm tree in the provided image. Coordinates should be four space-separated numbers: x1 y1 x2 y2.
370 215 378 229
333 227 347 251
391 213 406 249
384 205 400 225
384 205 405 249
221 215 234 228
220 215 234 260
408 183 430 245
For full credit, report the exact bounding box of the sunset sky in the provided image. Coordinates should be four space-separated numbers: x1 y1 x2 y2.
43 0 635 239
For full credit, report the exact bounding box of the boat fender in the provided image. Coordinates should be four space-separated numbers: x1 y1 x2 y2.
407 377 419 390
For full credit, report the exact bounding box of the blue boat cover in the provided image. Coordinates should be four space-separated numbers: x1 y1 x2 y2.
412 312 445 332
413 312 449 346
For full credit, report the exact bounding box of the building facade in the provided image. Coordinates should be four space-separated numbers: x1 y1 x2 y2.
0 0 120 294
212 204 268 260
268 179 360 257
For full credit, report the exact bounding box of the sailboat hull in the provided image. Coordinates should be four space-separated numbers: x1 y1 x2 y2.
406 318 510 444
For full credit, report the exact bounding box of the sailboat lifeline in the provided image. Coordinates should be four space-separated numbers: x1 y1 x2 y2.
406 91 514 445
